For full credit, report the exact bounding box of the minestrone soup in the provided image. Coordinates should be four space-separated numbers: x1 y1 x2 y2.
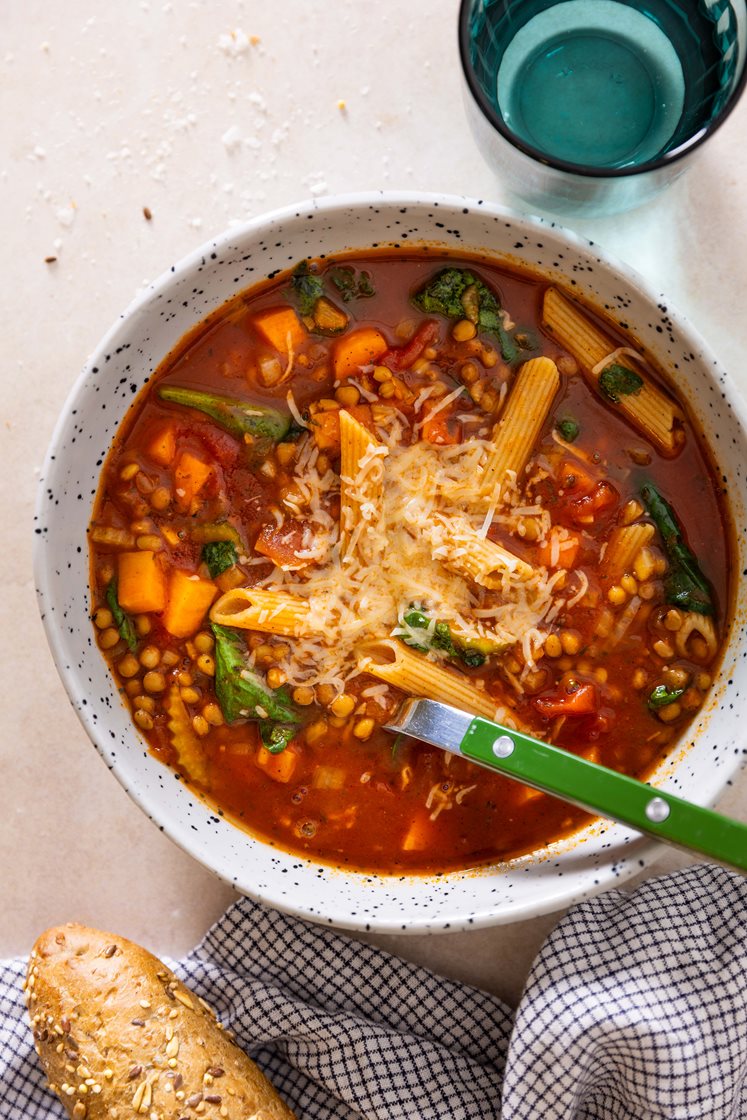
88 252 732 872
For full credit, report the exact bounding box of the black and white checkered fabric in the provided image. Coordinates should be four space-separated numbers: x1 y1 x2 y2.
1 865 745 1119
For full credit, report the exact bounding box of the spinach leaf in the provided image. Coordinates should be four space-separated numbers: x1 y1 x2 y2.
105 578 137 652
289 261 324 316
401 608 486 668
259 721 297 754
212 623 300 724
460 647 487 668
329 266 375 302
648 683 685 710
202 540 238 579
412 267 533 364
640 482 714 616
599 363 644 403
413 268 471 319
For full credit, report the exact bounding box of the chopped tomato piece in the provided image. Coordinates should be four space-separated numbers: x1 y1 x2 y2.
533 680 598 718
255 520 311 569
569 481 619 526
381 320 439 372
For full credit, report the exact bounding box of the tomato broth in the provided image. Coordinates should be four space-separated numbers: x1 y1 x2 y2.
89 251 731 872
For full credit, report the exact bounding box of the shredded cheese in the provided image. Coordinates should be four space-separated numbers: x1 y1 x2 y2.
246 430 569 695
285 389 308 429
590 346 647 378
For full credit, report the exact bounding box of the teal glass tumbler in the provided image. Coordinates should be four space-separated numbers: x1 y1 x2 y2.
459 0 747 217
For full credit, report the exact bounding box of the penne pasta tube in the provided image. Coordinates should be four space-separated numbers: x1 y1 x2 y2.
480 356 560 499
339 408 389 558
431 513 534 586
210 587 315 637
357 638 502 722
542 287 684 455
600 522 655 584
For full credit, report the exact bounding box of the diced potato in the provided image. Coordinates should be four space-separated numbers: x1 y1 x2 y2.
118 551 167 614
173 451 212 512
401 812 430 851
256 745 298 783
147 424 177 467
162 569 218 638
313 297 348 334
253 306 306 354
333 328 388 379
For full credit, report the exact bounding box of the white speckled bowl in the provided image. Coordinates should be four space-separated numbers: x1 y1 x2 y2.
34 193 747 932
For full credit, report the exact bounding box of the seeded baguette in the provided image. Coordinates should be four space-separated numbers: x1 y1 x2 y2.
26 923 297 1120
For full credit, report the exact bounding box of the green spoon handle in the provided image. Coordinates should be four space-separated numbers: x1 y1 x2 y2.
385 699 747 872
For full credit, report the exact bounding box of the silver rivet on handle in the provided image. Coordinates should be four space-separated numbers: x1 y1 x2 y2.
645 796 671 823
492 735 515 759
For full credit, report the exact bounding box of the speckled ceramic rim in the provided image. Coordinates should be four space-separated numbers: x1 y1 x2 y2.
34 192 747 933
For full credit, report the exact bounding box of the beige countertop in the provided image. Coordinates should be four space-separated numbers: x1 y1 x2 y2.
4 0 747 1009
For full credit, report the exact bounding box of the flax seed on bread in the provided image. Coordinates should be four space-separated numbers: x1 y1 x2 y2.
26 923 296 1120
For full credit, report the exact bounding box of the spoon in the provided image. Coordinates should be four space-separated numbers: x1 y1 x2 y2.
384 698 747 872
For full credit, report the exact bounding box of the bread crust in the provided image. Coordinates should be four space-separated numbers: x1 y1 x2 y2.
26 923 296 1120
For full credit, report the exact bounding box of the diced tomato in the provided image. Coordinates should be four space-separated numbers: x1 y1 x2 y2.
380 320 439 373
533 680 598 718
191 422 241 470
569 481 619 526
255 519 310 569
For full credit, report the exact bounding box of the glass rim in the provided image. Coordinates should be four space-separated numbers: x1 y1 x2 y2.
458 0 747 180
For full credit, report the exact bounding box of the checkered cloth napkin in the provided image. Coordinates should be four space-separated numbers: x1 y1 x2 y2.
2 864 746 1119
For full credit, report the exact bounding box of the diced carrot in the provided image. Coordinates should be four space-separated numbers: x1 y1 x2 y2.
421 405 461 446
253 306 306 354
118 551 167 614
333 327 388 379
256 745 298 783
162 569 218 638
147 423 177 467
308 402 375 453
537 529 581 570
173 450 212 512
401 812 431 852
